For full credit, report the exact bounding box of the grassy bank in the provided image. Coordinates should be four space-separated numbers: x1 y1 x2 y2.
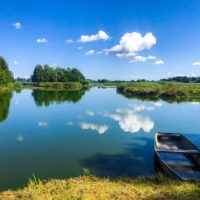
0 83 21 92
95 83 119 88
0 175 199 200
117 82 200 99
19 82 84 90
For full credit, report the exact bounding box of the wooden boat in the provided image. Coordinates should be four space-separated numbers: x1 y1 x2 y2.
154 132 200 181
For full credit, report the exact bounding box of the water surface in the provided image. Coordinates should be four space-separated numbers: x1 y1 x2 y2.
0 87 200 191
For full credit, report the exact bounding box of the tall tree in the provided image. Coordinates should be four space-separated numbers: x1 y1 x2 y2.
0 56 13 86
31 65 44 82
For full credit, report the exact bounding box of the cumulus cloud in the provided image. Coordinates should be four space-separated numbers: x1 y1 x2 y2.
154 59 164 65
65 39 74 43
36 38 48 43
13 22 22 29
105 108 154 133
85 49 95 56
79 30 110 43
86 110 94 116
80 122 109 134
129 55 157 63
106 32 156 55
13 61 18 65
38 121 48 127
192 61 200 66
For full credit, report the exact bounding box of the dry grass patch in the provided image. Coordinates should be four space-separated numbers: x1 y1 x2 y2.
0 176 200 200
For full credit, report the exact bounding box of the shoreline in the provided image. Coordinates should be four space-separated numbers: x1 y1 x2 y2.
0 175 199 200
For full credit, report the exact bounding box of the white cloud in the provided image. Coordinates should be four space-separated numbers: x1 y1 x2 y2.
192 61 200 66
86 110 94 116
154 101 163 107
50 63 58 67
148 56 157 60
105 108 154 133
129 104 154 111
85 49 95 56
106 32 156 54
16 134 24 142
79 30 110 43
154 59 164 65
38 121 48 127
129 55 157 63
116 52 137 58
191 72 197 77
191 102 199 105
36 38 48 43
13 61 18 65
167 72 172 76
129 55 147 63
80 122 109 134
66 39 74 43
78 46 83 50
13 22 22 29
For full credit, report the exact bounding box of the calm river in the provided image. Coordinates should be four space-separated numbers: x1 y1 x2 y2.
0 87 200 191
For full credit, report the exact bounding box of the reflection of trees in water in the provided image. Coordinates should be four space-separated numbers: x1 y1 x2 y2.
32 89 86 106
117 89 200 104
0 91 13 122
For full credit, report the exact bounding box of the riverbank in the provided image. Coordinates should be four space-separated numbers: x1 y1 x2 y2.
117 82 200 99
0 83 21 92
0 175 199 200
19 82 84 90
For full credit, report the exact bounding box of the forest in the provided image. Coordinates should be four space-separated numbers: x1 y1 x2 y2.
31 65 85 83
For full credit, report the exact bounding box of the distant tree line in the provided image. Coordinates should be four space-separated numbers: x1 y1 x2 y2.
160 76 200 83
0 56 13 86
96 77 200 83
31 65 85 82
15 77 31 82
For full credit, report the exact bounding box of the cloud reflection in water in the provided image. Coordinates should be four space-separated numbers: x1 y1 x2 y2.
80 122 109 134
105 105 154 133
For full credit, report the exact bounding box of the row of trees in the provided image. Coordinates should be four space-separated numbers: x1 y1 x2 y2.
160 76 200 83
0 56 13 86
31 65 85 82
97 77 200 83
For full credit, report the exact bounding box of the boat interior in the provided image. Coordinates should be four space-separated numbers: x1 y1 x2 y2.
158 152 200 181
156 134 197 151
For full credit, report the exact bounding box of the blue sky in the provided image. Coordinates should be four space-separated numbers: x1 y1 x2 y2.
1 0 200 80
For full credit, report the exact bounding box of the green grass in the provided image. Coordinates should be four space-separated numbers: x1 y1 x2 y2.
0 175 199 200
117 82 200 100
0 82 21 92
19 82 83 90
94 83 119 88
